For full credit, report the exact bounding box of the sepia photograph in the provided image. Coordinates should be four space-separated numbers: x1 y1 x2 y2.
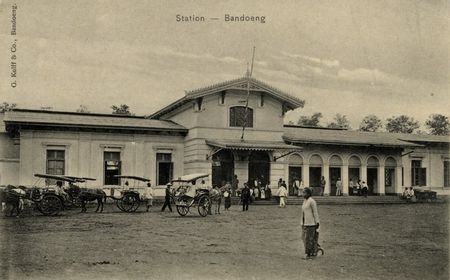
0 0 448 279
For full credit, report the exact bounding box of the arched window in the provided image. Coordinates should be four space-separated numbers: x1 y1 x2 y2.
329 155 343 166
229 106 253 127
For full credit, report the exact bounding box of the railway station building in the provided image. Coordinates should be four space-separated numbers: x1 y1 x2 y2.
1 77 449 196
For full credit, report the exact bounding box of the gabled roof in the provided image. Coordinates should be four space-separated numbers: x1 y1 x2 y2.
149 77 305 119
283 126 424 148
4 109 187 133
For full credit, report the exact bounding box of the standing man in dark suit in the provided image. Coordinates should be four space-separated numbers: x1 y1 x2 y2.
161 183 173 212
241 183 251 211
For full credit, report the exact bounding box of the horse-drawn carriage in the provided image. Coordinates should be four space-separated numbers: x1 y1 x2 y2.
102 175 149 213
1 174 101 216
62 175 108 213
26 174 79 216
172 173 211 217
33 173 94 215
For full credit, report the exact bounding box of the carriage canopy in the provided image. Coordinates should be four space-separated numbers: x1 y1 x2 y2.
172 173 209 183
113 175 150 182
34 173 77 183
64 175 96 182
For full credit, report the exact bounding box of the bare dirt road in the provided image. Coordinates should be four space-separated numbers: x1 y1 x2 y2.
0 202 448 280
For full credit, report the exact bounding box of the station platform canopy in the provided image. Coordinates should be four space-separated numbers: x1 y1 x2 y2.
206 139 301 152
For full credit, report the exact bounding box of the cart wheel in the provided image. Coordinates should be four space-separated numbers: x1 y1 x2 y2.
176 205 189 216
116 199 125 211
176 197 189 216
197 195 210 217
37 194 63 216
30 188 42 201
118 193 140 212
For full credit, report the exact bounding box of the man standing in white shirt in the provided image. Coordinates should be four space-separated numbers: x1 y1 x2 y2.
295 179 304 197
349 179 355 196
278 182 288 208
300 187 320 259
336 178 343 196
144 182 154 212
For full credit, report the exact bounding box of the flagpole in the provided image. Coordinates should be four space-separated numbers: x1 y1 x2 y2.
240 47 256 141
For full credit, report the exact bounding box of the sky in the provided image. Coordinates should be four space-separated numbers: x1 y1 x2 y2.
0 0 448 129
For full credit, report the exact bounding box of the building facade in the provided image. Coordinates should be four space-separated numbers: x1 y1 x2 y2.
1 77 449 196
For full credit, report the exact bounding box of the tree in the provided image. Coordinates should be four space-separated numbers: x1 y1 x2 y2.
425 114 449 135
297 112 323 127
385 115 420 134
327 114 351 129
111 104 132 115
359 115 382 132
0 102 17 112
76 105 90 113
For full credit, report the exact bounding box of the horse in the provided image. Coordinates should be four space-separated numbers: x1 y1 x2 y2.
209 187 224 215
65 184 106 213
0 185 26 217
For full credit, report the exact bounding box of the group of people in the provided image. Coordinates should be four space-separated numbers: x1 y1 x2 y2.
159 180 234 213
236 179 272 211
349 179 369 197
143 176 373 215
402 187 416 202
274 176 372 198
249 177 272 201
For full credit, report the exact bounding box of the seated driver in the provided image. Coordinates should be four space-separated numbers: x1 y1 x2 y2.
184 180 198 198
55 180 69 200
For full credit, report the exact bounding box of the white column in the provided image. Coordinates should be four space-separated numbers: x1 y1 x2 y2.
395 166 403 194
378 165 385 195
303 164 310 188
404 159 412 187
323 163 330 195
342 164 349 196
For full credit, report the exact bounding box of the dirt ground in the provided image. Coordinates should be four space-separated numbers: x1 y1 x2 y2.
0 201 448 280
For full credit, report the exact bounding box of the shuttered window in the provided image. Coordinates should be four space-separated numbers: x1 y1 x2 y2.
411 160 426 186
157 153 173 185
46 150 65 175
230 106 253 127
